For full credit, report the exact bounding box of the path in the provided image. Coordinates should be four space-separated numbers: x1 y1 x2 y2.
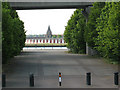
3 49 118 88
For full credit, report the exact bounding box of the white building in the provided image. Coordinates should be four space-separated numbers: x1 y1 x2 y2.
25 26 65 44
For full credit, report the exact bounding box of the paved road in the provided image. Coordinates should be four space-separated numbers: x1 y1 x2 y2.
3 49 118 88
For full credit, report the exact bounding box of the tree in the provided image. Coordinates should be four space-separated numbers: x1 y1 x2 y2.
2 2 26 64
52 35 57 38
64 9 86 53
57 35 62 38
94 2 120 61
84 2 105 48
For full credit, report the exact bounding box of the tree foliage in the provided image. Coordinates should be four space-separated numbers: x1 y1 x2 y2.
94 2 120 61
64 2 119 62
2 2 26 64
52 35 57 38
64 9 86 53
57 35 62 38
84 2 105 48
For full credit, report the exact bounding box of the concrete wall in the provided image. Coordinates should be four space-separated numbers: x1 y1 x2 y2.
86 43 98 55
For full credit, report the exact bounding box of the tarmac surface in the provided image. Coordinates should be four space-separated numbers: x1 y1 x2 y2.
3 49 118 88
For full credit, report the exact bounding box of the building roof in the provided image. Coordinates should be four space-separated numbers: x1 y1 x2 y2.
26 26 64 39
46 25 52 34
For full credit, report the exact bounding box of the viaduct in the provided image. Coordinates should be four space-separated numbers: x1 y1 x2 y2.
8 1 94 55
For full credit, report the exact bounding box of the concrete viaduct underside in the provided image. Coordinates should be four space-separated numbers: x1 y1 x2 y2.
9 2 93 10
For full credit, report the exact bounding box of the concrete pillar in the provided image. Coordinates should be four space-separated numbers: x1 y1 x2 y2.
36 39 38 43
82 7 97 55
45 39 46 43
82 7 90 55
31 39 33 44
86 43 91 55
25 39 27 43
33 39 34 43
38 39 40 43
62 39 64 43
55 39 57 43
30 39 31 44
41 39 43 43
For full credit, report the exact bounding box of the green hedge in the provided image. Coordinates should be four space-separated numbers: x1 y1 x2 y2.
84 2 105 48
64 2 119 62
2 2 26 64
64 9 86 53
94 2 120 61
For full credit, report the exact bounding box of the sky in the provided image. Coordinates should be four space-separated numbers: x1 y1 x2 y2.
16 9 76 35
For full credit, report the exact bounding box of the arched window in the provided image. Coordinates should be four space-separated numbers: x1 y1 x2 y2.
60 39 62 43
33 40 35 43
36 40 38 43
54 39 55 43
43 40 45 43
50 39 52 43
46 39 48 43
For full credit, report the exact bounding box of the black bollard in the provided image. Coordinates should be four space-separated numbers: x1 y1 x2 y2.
2 74 6 87
114 72 119 85
29 73 34 87
86 72 91 85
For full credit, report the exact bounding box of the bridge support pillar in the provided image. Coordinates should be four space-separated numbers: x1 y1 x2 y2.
82 7 90 55
82 7 97 55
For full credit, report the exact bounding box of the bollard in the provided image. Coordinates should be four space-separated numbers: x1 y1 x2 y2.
2 74 6 87
114 72 119 85
59 72 62 86
29 73 34 87
86 72 91 85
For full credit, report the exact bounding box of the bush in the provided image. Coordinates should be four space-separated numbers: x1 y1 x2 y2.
2 2 26 64
64 9 86 53
84 2 105 48
94 2 120 61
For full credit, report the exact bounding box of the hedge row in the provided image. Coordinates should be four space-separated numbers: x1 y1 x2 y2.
93 2 120 61
64 2 119 62
2 2 26 64
64 9 86 54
